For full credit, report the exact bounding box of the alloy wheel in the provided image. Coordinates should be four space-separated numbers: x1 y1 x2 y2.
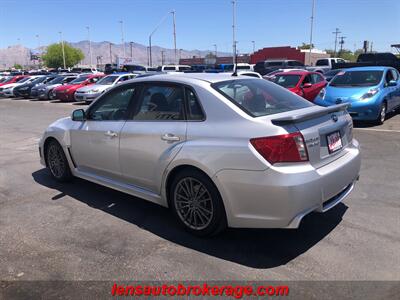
47 144 65 178
173 177 214 230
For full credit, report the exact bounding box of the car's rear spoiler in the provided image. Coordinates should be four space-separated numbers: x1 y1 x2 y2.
271 103 350 125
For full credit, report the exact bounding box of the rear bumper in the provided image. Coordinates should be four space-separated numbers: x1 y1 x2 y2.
213 139 361 229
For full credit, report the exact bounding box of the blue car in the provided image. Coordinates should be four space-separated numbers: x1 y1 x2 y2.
314 67 400 124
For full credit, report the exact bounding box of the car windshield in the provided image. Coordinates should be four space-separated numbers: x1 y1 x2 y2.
324 69 342 77
70 76 89 84
18 77 31 83
31 76 46 84
212 79 313 117
272 75 301 88
48 76 65 84
97 75 118 85
330 70 383 87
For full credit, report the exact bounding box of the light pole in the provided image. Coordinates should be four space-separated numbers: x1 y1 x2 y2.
251 40 255 54
119 20 126 58
232 0 236 65
171 10 177 64
86 26 93 68
130 42 133 59
149 10 175 67
109 42 113 64
161 50 165 65
308 0 315 65
213 44 217 57
179 48 183 60
59 31 66 69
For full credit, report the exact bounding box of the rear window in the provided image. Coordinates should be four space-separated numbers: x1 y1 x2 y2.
265 61 283 67
212 79 312 117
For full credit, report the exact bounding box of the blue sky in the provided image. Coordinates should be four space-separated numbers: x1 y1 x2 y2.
0 0 399 53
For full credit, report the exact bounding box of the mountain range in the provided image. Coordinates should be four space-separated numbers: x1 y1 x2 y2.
0 41 229 68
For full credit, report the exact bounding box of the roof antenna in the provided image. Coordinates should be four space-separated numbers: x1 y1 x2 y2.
232 43 238 77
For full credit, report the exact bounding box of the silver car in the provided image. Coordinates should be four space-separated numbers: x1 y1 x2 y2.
39 73 361 236
74 73 137 103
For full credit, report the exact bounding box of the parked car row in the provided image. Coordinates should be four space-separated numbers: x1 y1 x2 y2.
2 64 400 124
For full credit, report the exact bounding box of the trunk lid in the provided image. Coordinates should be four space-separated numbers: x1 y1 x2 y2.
271 104 353 168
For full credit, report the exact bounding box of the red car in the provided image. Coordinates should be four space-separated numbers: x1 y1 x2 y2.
271 71 327 101
0 75 29 87
53 74 104 102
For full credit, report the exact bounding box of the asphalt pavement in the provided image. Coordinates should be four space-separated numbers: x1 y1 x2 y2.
0 98 399 284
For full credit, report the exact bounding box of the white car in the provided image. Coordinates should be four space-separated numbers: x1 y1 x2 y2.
157 65 192 72
75 73 137 103
0 76 41 97
237 71 263 78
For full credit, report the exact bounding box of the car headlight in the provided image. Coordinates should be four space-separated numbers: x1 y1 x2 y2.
360 88 379 100
318 88 326 100
92 89 100 93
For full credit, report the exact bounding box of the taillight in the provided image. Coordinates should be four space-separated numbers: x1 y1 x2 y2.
250 132 308 164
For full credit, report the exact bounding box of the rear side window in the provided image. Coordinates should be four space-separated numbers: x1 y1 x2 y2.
316 59 329 66
185 88 204 120
212 79 312 117
133 85 184 121
164 66 176 71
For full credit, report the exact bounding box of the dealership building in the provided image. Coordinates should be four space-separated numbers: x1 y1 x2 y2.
179 46 330 66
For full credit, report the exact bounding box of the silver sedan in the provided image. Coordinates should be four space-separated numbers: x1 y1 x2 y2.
39 73 361 236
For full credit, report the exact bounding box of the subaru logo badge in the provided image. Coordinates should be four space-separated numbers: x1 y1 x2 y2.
331 114 338 122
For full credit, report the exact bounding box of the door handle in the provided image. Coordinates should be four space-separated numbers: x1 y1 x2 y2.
104 130 118 138
161 133 180 142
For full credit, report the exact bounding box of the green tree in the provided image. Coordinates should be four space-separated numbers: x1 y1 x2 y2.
13 63 23 69
298 43 314 50
42 43 84 68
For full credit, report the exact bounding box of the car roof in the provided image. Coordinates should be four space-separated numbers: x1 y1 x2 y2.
125 72 256 84
345 66 390 71
274 70 309 76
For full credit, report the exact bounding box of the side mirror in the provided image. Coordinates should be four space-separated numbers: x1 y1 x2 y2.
72 109 86 121
387 80 397 87
302 83 312 88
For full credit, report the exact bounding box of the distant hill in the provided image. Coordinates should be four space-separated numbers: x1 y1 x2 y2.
0 41 230 68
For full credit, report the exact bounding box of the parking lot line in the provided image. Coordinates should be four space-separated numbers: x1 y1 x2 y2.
354 128 400 133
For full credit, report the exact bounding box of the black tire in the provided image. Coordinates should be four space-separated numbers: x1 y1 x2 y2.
45 140 73 182
169 169 227 237
376 102 386 125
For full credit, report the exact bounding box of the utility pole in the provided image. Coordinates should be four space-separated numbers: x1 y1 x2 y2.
213 44 217 57
171 10 177 64
59 31 66 69
370 41 373 52
130 42 133 59
147 46 150 66
119 20 125 58
179 48 183 60
109 42 113 64
251 40 255 54
339 36 346 56
308 0 315 65
86 26 92 68
232 0 236 65
161 50 165 65
332 28 341 57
